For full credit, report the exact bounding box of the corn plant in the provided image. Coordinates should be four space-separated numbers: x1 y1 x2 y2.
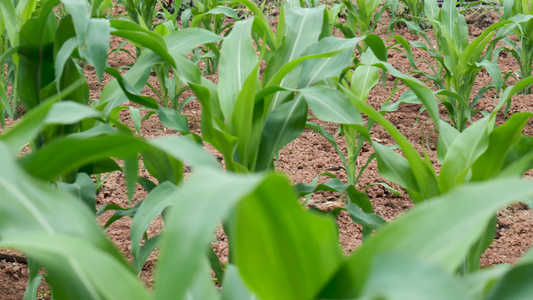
395 0 515 131
496 0 533 94
387 0 429 33
2 119 533 299
182 1 369 173
343 76 533 272
179 0 240 74
0 0 43 126
332 0 391 48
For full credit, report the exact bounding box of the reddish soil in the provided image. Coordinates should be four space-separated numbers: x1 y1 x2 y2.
1 6 532 299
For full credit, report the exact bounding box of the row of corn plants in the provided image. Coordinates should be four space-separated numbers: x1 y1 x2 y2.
0 0 532 298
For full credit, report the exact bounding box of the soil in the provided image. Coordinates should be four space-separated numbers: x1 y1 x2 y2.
1 5 532 299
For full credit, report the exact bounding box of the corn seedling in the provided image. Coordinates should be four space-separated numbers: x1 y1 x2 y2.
496 0 533 94
396 0 513 130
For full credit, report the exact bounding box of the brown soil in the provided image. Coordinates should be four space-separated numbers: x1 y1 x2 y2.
1 6 532 299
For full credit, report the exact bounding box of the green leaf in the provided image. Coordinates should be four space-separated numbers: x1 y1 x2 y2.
324 178 533 298
222 265 257 299
0 140 128 265
149 135 220 169
154 169 266 300
110 19 175 66
56 172 96 212
265 6 325 110
351 48 381 101
345 202 387 230
437 119 460 162
62 0 90 45
20 134 150 180
1 234 150 300
298 37 359 87
232 65 260 169
158 106 189 132
471 112 533 181
218 17 258 122
17 1 57 110
438 116 491 193
130 182 177 271
360 253 468 300
255 97 307 171
44 101 103 124
83 18 110 82
486 261 533 300
234 174 344 300
299 86 362 125
372 142 420 196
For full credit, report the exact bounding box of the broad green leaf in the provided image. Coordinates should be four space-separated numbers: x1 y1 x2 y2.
83 18 110 82
486 261 533 300
158 106 189 132
0 0 19 46
234 174 344 300
345 202 387 230
462 265 509 300
498 136 533 178
439 116 491 193
17 1 58 110
154 169 266 300
56 172 96 212
206 6 239 19
324 178 533 298
351 48 380 101
0 234 149 300
0 141 127 264
141 146 183 185
255 97 307 171
19 134 150 180
232 65 260 169
222 265 258 300
437 119 460 162
372 142 420 196
0 98 56 153
298 37 359 87
471 112 533 181
360 253 468 300
231 0 278 51
130 182 177 271
97 28 222 113
110 19 175 66
218 17 258 121
380 90 423 113
476 60 502 92
344 87 440 200
265 6 324 111
0 79 86 154
149 135 220 169
105 67 159 109
44 101 103 124
62 0 90 45
299 86 362 125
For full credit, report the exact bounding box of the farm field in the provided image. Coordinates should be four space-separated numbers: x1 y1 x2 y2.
1 0 533 299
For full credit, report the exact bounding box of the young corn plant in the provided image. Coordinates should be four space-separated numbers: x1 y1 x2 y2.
399 0 514 131
496 0 533 94
344 75 533 272
387 0 429 33
183 1 368 174
180 0 240 74
2 120 533 299
332 0 391 50
0 0 43 126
